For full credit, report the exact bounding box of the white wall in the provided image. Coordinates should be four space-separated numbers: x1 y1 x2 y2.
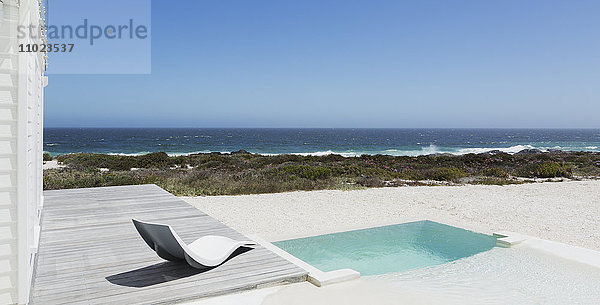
0 0 45 304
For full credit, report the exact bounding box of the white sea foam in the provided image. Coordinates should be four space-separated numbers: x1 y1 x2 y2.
292 150 361 157
167 151 216 156
381 144 539 156
382 145 441 156
106 150 222 156
103 145 528 158
260 151 361 157
56 143 599 158
107 152 153 156
455 144 536 155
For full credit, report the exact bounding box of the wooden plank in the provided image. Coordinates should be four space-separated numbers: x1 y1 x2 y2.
35 265 306 305
35 248 281 277
33 253 288 290
90 268 307 305
31 185 307 305
33 258 294 298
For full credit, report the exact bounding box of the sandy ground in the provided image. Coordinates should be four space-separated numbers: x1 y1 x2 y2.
183 180 600 250
194 281 461 305
42 160 64 170
183 180 600 305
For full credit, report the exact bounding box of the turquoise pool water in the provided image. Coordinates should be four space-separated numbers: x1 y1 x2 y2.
274 221 497 276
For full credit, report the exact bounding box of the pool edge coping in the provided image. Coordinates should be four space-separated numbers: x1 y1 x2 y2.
494 231 600 269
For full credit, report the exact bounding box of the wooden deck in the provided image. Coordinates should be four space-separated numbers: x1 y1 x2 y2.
31 184 307 305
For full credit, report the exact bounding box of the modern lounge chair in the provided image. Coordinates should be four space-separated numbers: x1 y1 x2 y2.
132 219 256 269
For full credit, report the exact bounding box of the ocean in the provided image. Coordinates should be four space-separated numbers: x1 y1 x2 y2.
43 128 600 157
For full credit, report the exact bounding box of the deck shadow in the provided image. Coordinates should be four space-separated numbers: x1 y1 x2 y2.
106 247 253 288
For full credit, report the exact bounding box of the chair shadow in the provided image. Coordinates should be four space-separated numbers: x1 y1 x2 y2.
105 247 253 288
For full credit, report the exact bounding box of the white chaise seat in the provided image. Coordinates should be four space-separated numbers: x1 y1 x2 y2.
132 219 256 269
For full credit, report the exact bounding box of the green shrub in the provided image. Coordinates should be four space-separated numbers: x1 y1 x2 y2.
277 165 331 180
182 169 211 183
43 153 53 161
207 160 225 168
44 151 598 195
473 177 523 185
482 167 509 178
355 176 384 187
427 167 466 181
56 153 136 171
317 154 346 162
136 152 170 168
43 168 143 189
517 162 571 178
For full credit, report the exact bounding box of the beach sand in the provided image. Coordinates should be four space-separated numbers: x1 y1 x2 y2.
183 180 600 250
42 160 65 170
183 180 600 305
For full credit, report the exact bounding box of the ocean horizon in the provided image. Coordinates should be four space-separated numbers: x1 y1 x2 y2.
43 128 600 157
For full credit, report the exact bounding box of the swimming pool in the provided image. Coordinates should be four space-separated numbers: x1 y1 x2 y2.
274 220 496 275
255 246 600 305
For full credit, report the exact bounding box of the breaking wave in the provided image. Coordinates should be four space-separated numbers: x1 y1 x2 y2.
49 144 598 158
455 145 536 155
380 144 538 156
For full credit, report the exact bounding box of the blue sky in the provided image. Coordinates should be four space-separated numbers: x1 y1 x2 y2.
45 0 600 128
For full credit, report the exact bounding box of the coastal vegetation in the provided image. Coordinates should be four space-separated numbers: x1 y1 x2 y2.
43 153 53 161
43 151 600 196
